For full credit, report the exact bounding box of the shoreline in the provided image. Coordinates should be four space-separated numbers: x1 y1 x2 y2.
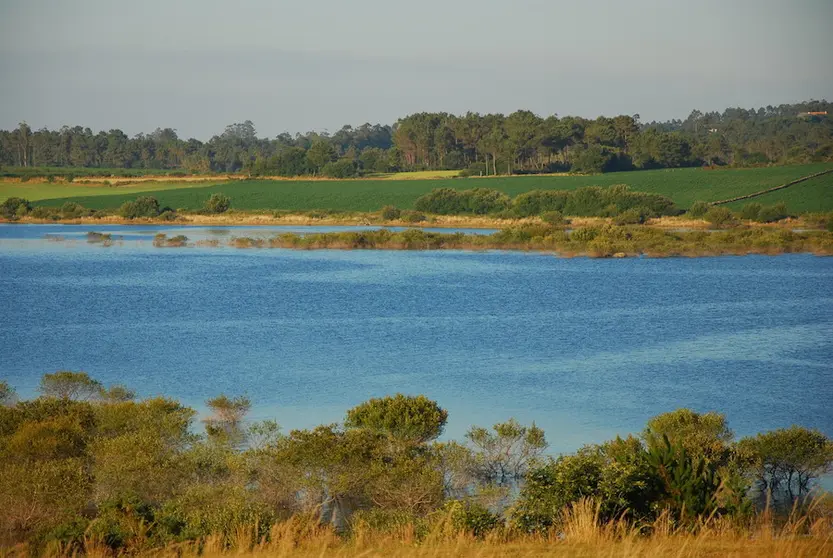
29 225 833 258
0 212 815 231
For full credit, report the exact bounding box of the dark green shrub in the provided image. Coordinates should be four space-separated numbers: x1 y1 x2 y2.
30 206 55 219
688 201 710 219
321 158 358 178
541 211 567 226
158 210 179 221
704 206 734 227
739 203 763 221
512 190 570 217
381 205 401 220
462 188 511 215
401 211 426 223
756 202 788 223
613 207 650 225
61 202 89 219
204 193 231 214
119 196 161 219
414 188 466 214
1 196 31 219
443 501 500 538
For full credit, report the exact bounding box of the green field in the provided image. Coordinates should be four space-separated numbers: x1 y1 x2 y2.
3 164 832 213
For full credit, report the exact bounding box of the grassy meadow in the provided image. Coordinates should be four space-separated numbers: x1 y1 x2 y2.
2 164 831 214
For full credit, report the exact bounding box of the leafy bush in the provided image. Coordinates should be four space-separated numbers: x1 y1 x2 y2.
512 190 570 217
321 158 359 178
613 206 650 225
414 188 509 215
540 211 567 226
119 196 161 219
756 202 788 223
688 201 710 218
1 197 31 219
442 501 500 538
61 202 90 219
381 205 401 220
740 203 763 221
704 206 734 227
401 211 426 223
204 193 231 214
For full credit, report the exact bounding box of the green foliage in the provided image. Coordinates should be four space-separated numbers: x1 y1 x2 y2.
21 163 833 215
401 210 426 223
345 394 448 443
204 193 231 214
39 371 104 401
613 206 650 225
60 201 90 219
118 196 161 219
465 418 547 488
442 500 500 538
703 206 734 226
414 188 510 215
0 196 31 219
540 211 567 226
322 158 359 178
756 202 788 223
381 205 401 220
737 426 833 506
740 202 763 221
511 436 658 532
688 201 710 218
0 380 16 406
643 409 734 465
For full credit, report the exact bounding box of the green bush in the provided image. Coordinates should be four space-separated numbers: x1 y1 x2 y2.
613 206 650 225
739 203 763 221
204 193 231 214
321 158 359 178
61 202 89 219
381 205 401 220
442 501 500 538
401 211 426 223
1 197 31 219
119 197 161 219
756 202 788 223
704 206 734 227
540 211 567 226
688 201 710 219
414 188 509 215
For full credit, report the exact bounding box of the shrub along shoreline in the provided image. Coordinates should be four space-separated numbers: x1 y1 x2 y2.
1 375 831 556
84 226 833 258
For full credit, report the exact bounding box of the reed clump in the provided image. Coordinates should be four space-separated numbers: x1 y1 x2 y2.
222 225 833 257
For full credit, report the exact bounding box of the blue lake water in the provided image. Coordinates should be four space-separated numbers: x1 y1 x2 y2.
1 224 832 457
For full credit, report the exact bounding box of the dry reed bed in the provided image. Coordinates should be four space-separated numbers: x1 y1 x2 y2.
17 499 833 558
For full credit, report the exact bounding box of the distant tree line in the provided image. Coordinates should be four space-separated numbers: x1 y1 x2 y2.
1 100 830 176
1 374 831 552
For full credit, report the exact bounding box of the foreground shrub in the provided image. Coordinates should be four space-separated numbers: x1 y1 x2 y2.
204 193 231 214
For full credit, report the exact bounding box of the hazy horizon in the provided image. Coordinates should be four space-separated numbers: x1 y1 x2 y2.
1 0 831 140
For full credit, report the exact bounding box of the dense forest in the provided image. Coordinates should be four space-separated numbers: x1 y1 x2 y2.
0 101 830 177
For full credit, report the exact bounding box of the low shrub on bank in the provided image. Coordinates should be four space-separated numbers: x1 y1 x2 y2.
119 196 162 219
1 373 831 555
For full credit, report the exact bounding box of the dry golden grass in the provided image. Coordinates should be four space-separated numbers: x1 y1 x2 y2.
11 499 831 558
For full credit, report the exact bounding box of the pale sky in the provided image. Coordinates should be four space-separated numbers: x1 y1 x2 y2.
1 0 831 139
